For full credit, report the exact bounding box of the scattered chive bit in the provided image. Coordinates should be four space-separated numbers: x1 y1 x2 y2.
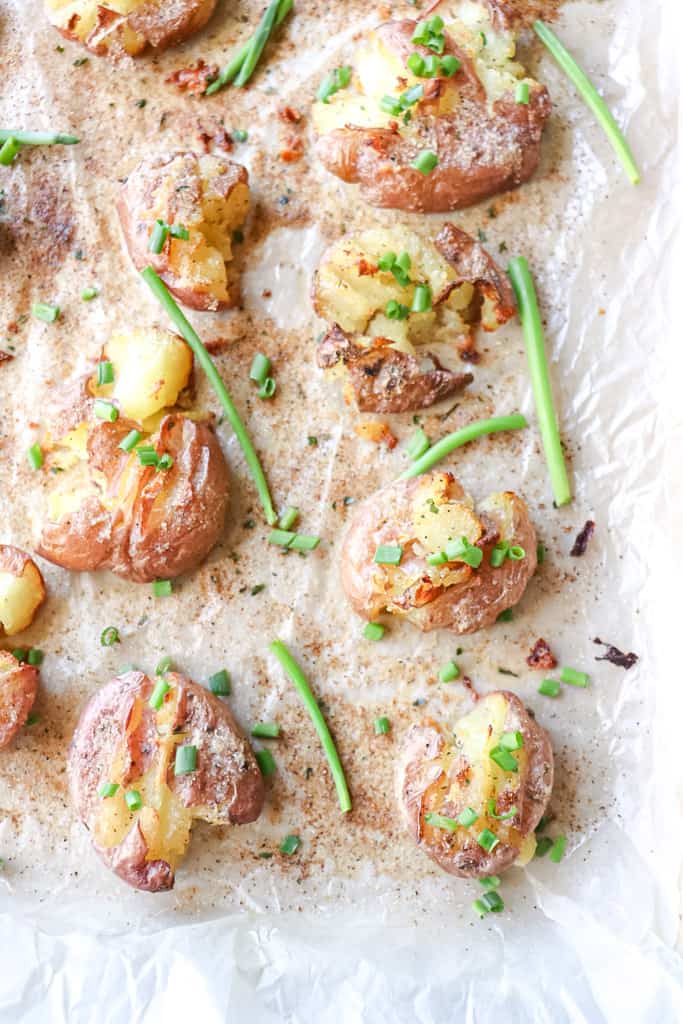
155 655 173 675
515 81 530 104
549 834 567 863
424 812 459 832
411 15 445 53
444 536 483 569
279 833 301 855
136 444 159 467
307 435 318 446
118 429 141 453
378 250 411 287
151 579 173 597
258 851 273 859
148 678 170 710
268 529 320 551
535 836 554 857
500 731 523 751
537 543 546 564
317 65 352 103
439 660 460 683
98 782 119 799
100 626 120 647
205 0 294 95
374 544 403 566
157 453 174 472
279 506 299 531
457 806 479 827
363 622 385 642
25 712 41 726
11 649 27 663
373 716 390 735
473 890 504 917
477 828 499 852
251 721 280 738
385 299 409 320
407 427 430 460
94 399 118 422
560 666 589 688
27 443 43 471
251 584 266 595
96 360 114 386
490 542 508 567
26 648 44 666
411 150 438 175
249 352 271 385
82 286 99 301
256 748 277 777
489 746 519 772
148 219 169 253
175 744 198 776
125 790 142 811
32 302 60 322
539 678 561 697
486 799 518 821
209 669 231 696
480 876 500 890
258 377 277 399
135 98 147 108
0 137 20 165
232 128 249 142
497 608 513 622
400 414 528 481
73 56 89 66
168 224 189 240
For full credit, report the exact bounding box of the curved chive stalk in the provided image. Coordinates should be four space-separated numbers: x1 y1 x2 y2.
507 257 571 506
533 20 640 185
270 639 351 813
399 414 528 480
141 267 277 525
205 0 293 96
0 130 79 146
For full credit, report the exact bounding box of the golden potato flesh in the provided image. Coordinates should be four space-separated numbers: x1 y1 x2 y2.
0 546 46 637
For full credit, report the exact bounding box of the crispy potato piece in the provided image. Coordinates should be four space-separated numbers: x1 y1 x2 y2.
341 471 536 633
0 651 39 749
312 2 550 212
313 224 514 413
97 327 193 424
45 0 217 59
398 690 554 877
0 546 46 637
118 151 250 311
69 670 264 891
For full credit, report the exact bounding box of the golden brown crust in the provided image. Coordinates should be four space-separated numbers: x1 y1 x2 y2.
0 650 39 749
433 224 516 328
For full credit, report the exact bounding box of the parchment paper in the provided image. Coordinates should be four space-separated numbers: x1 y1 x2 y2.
1 0 682 1020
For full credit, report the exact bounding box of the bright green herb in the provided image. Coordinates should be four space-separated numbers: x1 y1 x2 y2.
256 748 277 777
411 150 438 175
500 731 523 751
489 746 519 772
374 716 390 735
412 16 445 53
444 536 483 569
515 81 530 104
407 427 430 460
560 666 589 688
288 533 320 551
549 834 567 863
457 807 479 827
27 443 43 470
26 648 44 666
148 678 170 710
477 828 499 852
125 790 142 811
119 429 141 453
269 529 296 548
374 544 403 566
32 302 60 322
232 129 249 143
94 399 118 422
25 712 41 726
81 286 99 301
279 506 299 531
0 130 79 146
411 283 432 314
490 542 508 567
439 660 460 683
209 669 231 696
175 744 198 775
0 137 20 165
250 352 271 385
424 812 459 832
317 65 352 103
100 626 120 647
148 219 168 254
539 678 561 697
136 445 159 467
280 833 301 855
385 299 409 320
155 655 172 675
480 876 500 890
168 224 189 240
258 377 276 399
497 608 514 622
486 799 518 821
535 836 554 857
474 890 504 916
363 622 385 642
251 722 280 738
427 551 448 566
151 579 173 598
99 782 119 799
96 361 114 385
399 414 528 479
440 55 461 76
157 453 174 471
11 649 27 663
537 542 546 563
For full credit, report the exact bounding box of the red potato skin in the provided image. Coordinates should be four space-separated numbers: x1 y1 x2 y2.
341 473 537 634
53 0 217 58
0 651 38 749
69 671 265 892
0 545 47 634
398 691 554 878
316 20 551 213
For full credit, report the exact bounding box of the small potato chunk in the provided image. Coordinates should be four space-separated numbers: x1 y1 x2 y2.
95 328 193 423
397 691 554 878
118 151 250 311
0 546 46 637
0 651 39 749
69 670 264 891
45 0 217 59
341 472 537 634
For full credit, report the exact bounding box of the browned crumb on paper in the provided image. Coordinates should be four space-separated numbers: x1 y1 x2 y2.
0 350 14 365
166 60 219 95
527 638 557 670
570 520 595 556
593 638 639 671
354 420 397 449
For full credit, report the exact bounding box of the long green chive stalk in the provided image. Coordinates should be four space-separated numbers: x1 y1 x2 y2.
0 130 79 145
399 414 528 480
141 267 277 524
533 21 640 185
507 257 571 506
205 0 293 96
270 639 351 813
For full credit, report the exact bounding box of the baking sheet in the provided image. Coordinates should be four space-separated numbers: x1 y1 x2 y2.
1 0 682 1019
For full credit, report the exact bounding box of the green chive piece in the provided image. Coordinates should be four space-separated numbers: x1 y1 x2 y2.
445 536 483 569
549 834 567 863
11 649 27 663
411 150 438 175
411 282 432 313
385 299 409 320
427 551 448 566
256 748 277 777
288 534 320 551
407 52 426 76
533 20 640 184
472 898 489 918
399 414 528 479
407 427 430 460
99 782 119 799
148 219 169 254
125 789 142 811
155 655 173 676
500 731 524 751
175 744 198 775
280 833 301 855
209 669 231 696
539 678 561 697
560 666 589 688
508 545 526 560
374 716 390 735
424 812 459 832
537 542 546 563
497 608 514 623
378 251 397 272
363 622 385 642
136 445 160 467
148 678 170 710
100 626 120 647
32 302 60 322
477 828 499 852
93 399 118 422
26 648 44 666
249 352 271 385
258 377 277 399
96 361 114 386
317 65 352 103
440 55 461 76
490 542 508 567
535 836 554 857
0 130 79 146
508 256 571 506
374 544 403 566
489 746 519 772
481 890 504 912
118 429 141 453
457 806 479 827
439 660 460 683
270 639 352 812
251 721 280 738
380 94 403 116
82 286 99 301
232 128 249 142
27 443 43 470
157 453 174 472
168 224 189 240
515 81 530 104
151 579 173 597
0 137 20 165
480 876 501 890
487 798 518 821
279 506 299 531
25 712 41 726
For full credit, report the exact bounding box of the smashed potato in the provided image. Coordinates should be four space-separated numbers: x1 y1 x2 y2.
398 691 553 877
69 670 264 891
37 327 230 583
0 546 46 637
312 0 551 211
313 223 515 412
45 0 217 58
118 151 250 311
341 471 536 633
0 651 39 749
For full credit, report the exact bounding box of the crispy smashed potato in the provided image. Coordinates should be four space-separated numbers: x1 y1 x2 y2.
45 0 217 58
398 690 553 877
313 223 514 413
69 670 264 891
341 471 536 633
0 651 39 749
37 327 230 583
118 151 250 311
312 0 551 211
0 546 46 637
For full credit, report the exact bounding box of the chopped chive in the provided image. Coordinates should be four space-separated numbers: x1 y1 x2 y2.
256 748 277 776
380 94 403 116
100 626 120 647
280 833 300 855
26 648 44 666
0 130 79 146
497 608 514 622
168 224 189 240
407 427 430 460
549 834 567 863
148 219 169 254
96 361 114 386
489 746 518 772
157 453 174 472
25 712 41 726
317 66 352 103
118 429 141 453
32 302 60 322
258 377 276 399
560 666 589 688
486 798 518 821
136 445 159 467
93 399 118 422
155 655 173 675
411 282 432 313
249 352 271 385
373 716 390 735
82 286 99 301
480 890 504 913
500 731 523 751
27 443 43 470
0 137 20 165
424 812 459 832
440 55 461 76
269 529 297 548
279 506 299 531
175 744 197 775
539 678 561 697
385 299 409 320
363 622 385 641
374 544 403 566
427 551 448 566
439 660 460 683
251 584 266 595
490 542 508 567
209 669 231 696
472 898 489 918
535 835 554 857
537 542 546 563
515 81 530 104
444 536 483 569
148 678 170 710
457 806 479 827
11 648 27 663
232 128 249 142
288 534 320 551
411 150 438 175
151 579 173 597
399 414 528 479
251 721 280 738
477 828 499 852
480 876 501 890
99 782 119 799
125 789 142 811
508 545 526 560
407 52 426 76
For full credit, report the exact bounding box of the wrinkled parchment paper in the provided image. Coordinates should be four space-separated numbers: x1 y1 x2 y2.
1 0 682 1019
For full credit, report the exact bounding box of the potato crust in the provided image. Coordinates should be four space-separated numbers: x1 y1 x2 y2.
0 651 39 749
397 690 554 878
0 546 47 637
69 670 265 891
